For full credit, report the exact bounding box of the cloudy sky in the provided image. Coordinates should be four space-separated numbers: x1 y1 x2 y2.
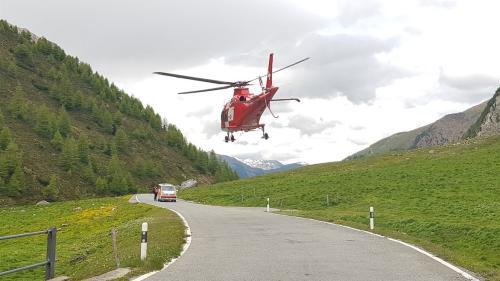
1 0 499 164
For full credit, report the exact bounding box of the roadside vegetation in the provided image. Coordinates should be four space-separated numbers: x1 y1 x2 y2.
181 136 500 280
0 196 185 280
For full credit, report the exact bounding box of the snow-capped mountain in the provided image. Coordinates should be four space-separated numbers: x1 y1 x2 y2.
218 155 306 178
236 158 283 170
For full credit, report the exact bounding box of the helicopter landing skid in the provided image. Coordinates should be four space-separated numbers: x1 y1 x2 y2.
225 132 235 143
261 126 269 140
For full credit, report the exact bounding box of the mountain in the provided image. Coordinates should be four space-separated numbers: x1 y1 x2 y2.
218 155 305 178
346 99 488 160
465 87 500 138
237 158 283 170
0 21 238 204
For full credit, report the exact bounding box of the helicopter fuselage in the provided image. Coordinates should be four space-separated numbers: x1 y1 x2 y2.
221 86 279 133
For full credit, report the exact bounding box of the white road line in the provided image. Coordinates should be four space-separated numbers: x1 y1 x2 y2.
387 238 479 281
132 195 193 281
270 211 479 281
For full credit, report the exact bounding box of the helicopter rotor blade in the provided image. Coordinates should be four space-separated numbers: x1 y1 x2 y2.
154 72 235 85
247 57 310 83
271 98 301 102
178 85 235 94
272 57 310 75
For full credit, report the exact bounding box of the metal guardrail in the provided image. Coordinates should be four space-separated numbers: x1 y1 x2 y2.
0 227 57 280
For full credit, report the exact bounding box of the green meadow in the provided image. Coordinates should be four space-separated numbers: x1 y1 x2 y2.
0 196 185 280
181 136 500 280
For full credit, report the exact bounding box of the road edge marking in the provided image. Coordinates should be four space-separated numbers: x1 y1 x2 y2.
270 212 480 281
131 195 193 281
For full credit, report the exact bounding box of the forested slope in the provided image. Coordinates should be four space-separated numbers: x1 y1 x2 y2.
0 20 237 204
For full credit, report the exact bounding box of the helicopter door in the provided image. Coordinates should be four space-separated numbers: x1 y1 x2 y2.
227 107 234 122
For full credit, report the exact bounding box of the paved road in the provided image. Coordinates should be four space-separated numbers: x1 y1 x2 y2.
137 194 471 281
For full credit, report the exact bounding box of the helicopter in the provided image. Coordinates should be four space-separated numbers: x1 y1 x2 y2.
154 53 309 142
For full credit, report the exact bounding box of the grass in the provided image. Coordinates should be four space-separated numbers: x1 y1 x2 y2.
181 136 500 280
0 196 185 280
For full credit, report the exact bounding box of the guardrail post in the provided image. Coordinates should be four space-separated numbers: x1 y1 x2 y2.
266 198 270 212
111 228 120 268
369 206 374 230
141 222 148 260
45 227 56 280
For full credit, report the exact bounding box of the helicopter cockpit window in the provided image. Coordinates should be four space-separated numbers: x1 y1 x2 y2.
239 96 246 102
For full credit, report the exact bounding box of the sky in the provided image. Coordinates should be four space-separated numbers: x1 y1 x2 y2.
1 0 499 164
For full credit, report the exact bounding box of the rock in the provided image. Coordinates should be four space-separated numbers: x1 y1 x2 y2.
428 150 435 154
74 207 82 211
36 200 50 206
47 276 71 281
23 166 34 175
83 268 130 281
180 179 197 190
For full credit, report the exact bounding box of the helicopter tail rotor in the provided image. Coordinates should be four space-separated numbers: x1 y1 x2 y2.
266 53 274 89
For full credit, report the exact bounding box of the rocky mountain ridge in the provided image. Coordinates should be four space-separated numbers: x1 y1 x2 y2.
465 88 500 138
347 87 500 160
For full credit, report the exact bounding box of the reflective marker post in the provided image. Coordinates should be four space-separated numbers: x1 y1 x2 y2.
266 198 270 212
369 207 374 230
141 222 148 260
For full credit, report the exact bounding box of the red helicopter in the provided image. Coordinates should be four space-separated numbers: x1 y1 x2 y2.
154 53 308 142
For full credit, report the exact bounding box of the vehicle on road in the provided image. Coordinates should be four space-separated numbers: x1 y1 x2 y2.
158 183 177 202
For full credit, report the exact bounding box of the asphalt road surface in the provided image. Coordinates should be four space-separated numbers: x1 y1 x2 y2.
136 194 472 281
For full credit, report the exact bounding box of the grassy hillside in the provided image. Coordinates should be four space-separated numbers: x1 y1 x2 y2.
181 136 500 280
0 196 185 280
346 125 429 160
0 20 237 204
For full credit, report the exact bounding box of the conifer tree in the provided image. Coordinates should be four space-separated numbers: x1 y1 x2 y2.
104 141 118 156
83 161 96 184
60 137 78 170
107 154 129 195
95 176 108 195
35 106 57 138
13 43 34 67
0 127 12 150
0 175 6 195
77 137 90 164
208 150 219 175
57 106 71 136
43 175 59 201
0 109 4 129
50 130 64 151
0 156 7 182
4 142 21 175
114 128 129 152
7 165 24 197
47 66 61 81
8 85 28 120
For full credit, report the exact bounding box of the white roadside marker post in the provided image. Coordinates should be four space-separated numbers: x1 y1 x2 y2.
141 222 148 260
267 198 270 212
369 206 374 230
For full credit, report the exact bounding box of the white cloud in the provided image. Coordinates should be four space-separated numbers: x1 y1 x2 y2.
1 0 499 164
